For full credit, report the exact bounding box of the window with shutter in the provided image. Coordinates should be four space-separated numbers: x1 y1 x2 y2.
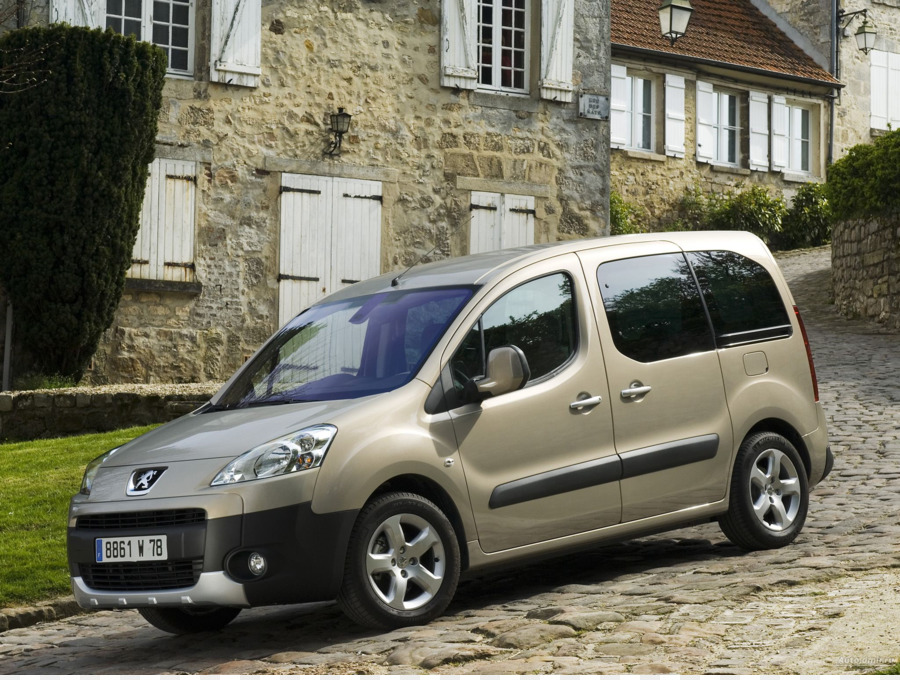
664 74 685 158
210 0 261 88
748 91 769 171
539 0 574 102
470 192 535 254
771 95 788 171
100 0 194 75
696 81 739 166
477 0 530 93
870 50 900 131
130 159 197 283
610 64 659 152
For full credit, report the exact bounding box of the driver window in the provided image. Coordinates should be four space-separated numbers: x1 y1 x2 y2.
451 272 577 389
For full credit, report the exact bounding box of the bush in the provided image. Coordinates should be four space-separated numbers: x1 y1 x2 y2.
827 128 900 221
610 190 647 235
779 183 832 249
0 25 166 381
706 184 786 245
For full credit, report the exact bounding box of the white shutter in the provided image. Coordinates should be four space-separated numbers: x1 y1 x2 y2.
501 195 536 249
610 64 631 148
50 0 101 27
130 159 197 282
871 50 889 130
664 74 686 158
889 52 900 130
771 95 788 171
748 91 770 171
210 0 261 88
470 192 501 254
539 0 575 102
441 0 477 90
278 175 330 326
695 80 716 163
331 178 383 295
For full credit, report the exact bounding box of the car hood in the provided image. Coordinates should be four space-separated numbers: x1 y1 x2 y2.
102 396 382 467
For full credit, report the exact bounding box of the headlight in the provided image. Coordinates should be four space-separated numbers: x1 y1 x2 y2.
210 425 337 486
80 448 118 496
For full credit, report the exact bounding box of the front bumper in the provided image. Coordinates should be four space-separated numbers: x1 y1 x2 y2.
68 498 357 609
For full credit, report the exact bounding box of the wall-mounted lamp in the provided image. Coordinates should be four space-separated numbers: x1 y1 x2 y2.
325 107 352 155
658 0 693 45
838 7 877 54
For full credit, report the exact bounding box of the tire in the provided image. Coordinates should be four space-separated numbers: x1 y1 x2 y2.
138 606 241 634
719 432 809 551
337 492 461 630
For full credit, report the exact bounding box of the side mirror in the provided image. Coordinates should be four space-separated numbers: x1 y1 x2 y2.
475 345 530 399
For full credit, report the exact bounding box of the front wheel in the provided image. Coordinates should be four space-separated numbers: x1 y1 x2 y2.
138 606 241 634
719 432 809 550
338 492 460 629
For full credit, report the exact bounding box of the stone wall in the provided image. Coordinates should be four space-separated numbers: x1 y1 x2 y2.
0 383 219 443
77 0 611 385
832 213 900 329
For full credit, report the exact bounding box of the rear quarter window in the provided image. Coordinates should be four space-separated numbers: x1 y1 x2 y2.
687 251 792 347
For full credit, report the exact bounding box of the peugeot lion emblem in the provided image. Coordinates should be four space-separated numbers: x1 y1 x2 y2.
127 467 167 496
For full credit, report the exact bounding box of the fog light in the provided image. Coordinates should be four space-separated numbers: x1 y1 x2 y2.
248 552 267 576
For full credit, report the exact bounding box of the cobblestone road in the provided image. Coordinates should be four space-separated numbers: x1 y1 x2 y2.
2 246 899 675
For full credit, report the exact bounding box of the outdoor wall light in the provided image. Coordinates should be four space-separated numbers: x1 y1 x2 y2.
325 107 352 155
838 7 877 54
658 0 693 45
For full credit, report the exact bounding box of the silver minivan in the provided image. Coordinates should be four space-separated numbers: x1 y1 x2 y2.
67 232 832 633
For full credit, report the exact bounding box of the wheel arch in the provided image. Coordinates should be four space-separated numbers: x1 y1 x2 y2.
367 474 470 572
744 418 811 480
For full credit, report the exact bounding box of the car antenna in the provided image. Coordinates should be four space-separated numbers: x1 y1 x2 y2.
392 245 438 287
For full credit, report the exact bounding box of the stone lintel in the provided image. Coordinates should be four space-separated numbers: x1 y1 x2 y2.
263 157 400 184
125 278 203 295
153 143 213 164
623 149 667 163
709 163 751 176
456 175 553 198
782 172 823 184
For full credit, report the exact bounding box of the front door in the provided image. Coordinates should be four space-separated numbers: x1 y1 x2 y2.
578 243 734 522
446 255 620 553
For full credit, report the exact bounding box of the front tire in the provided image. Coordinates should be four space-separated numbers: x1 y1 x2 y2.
719 432 809 550
138 606 241 634
338 492 460 629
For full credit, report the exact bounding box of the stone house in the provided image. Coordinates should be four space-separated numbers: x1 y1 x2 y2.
609 0 843 226
8 0 613 384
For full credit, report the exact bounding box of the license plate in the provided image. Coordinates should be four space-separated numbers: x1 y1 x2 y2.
95 535 168 563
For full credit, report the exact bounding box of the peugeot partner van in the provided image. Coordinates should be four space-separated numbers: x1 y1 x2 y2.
67 232 832 633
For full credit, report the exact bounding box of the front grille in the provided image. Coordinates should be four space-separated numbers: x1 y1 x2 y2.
80 559 203 591
76 509 206 530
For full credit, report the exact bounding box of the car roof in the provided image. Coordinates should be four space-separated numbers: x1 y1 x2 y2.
319 231 769 303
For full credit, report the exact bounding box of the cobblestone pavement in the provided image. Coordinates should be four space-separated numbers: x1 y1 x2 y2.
2 246 899 675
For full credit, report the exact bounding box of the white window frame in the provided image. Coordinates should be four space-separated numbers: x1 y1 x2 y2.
611 64 655 152
871 49 900 131
697 82 740 166
476 0 531 94
105 0 195 76
787 104 811 174
129 158 197 282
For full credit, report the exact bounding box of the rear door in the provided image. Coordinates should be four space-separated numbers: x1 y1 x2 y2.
578 243 734 522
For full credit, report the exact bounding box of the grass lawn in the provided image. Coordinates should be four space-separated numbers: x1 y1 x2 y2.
0 425 158 608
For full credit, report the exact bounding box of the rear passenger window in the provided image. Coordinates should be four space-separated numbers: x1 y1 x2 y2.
597 253 714 363
687 251 792 347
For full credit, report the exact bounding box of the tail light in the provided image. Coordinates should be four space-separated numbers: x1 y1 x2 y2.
793 305 819 402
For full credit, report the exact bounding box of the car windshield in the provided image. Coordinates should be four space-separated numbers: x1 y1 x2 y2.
215 287 475 408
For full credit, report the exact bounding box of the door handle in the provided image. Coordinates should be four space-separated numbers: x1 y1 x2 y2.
569 394 603 411
621 382 652 399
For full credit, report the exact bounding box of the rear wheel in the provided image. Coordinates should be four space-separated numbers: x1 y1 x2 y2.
719 432 809 550
138 606 241 634
338 492 460 629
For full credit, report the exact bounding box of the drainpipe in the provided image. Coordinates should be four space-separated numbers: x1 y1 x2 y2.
828 0 839 167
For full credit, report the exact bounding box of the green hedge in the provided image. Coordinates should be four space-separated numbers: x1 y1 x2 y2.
827 128 900 221
0 25 166 380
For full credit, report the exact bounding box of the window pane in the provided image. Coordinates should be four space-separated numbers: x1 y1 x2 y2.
106 15 121 30
597 254 713 363
477 0 527 92
123 18 141 36
727 128 737 163
107 0 122 15
480 273 577 381
172 2 188 24
152 23 168 44
153 1 169 21
687 251 791 346
170 47 188 71
171 25 188 48
124 0 140 17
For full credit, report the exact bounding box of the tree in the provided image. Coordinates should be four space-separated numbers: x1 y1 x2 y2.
0 25 166 381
